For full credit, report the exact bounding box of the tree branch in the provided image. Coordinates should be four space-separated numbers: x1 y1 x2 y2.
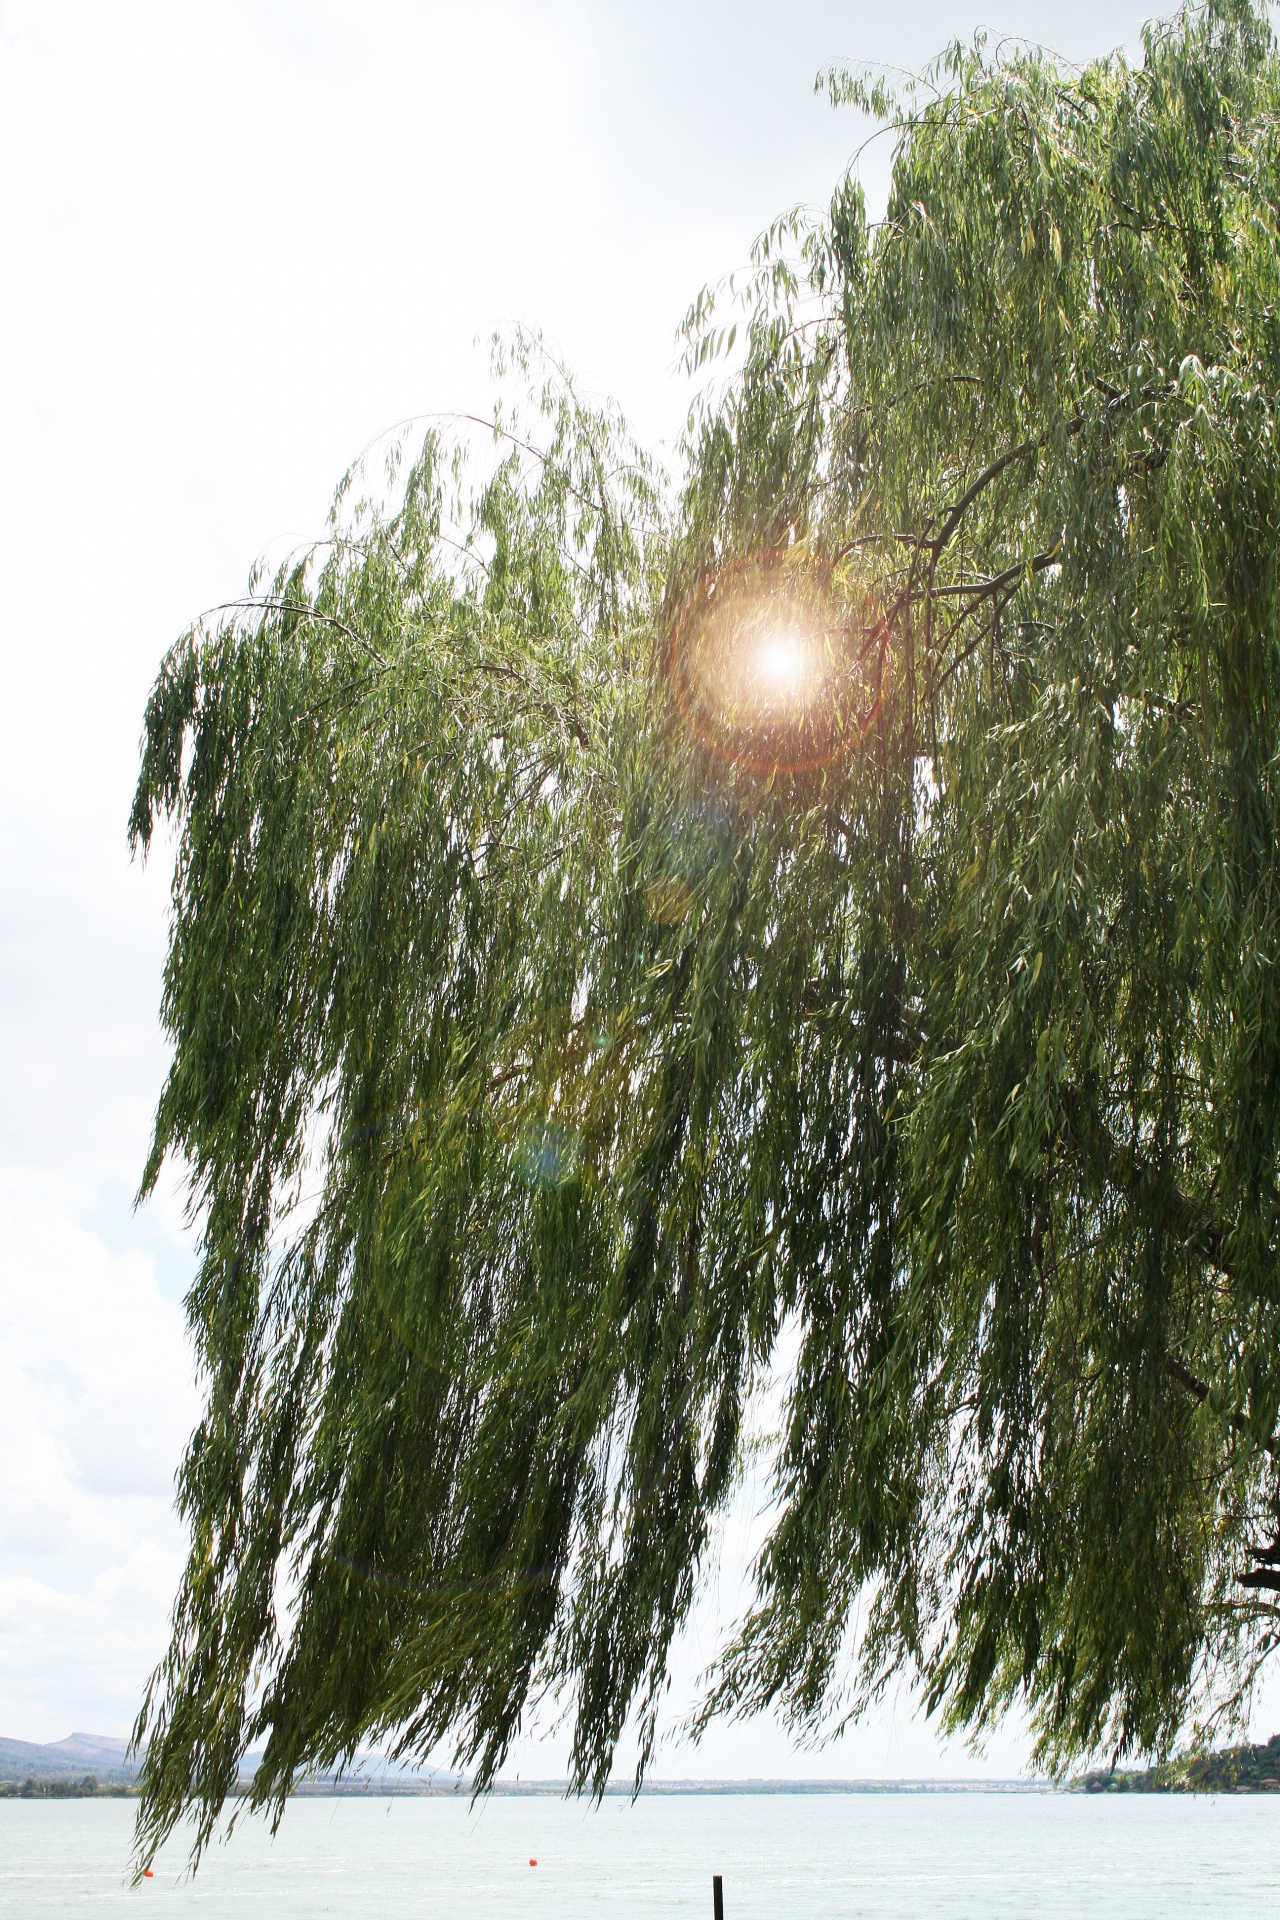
928 438 1036 556
927 543 1062 604
1165 1356 1277 1459
202 598 388 668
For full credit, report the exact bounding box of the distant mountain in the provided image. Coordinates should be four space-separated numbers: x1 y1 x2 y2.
0 1733 139 1785
0 1734 465 1793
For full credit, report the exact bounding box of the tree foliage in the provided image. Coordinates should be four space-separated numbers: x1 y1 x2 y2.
131 1 1280 1867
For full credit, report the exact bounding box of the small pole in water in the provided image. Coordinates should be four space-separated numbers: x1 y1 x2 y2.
713 1874 724 1920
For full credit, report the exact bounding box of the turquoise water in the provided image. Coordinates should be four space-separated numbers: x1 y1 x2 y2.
0 1790 1275 1916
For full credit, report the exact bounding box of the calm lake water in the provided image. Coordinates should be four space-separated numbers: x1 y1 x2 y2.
0 1790 1275 1917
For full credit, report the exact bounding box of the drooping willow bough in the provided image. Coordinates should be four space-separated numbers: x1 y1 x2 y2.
131 2 1280 1870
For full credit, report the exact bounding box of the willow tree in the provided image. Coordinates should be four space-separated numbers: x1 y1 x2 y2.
131 0 1280 1865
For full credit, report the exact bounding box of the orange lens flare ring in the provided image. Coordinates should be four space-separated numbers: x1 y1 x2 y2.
666 552 888 776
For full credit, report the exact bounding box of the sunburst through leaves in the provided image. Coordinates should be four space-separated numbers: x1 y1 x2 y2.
666 551 886 775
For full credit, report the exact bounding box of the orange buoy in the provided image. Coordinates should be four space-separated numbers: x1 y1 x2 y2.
143 1869 154 1879
529 1858 538 1866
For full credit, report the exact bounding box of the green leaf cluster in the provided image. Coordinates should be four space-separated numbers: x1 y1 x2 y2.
130 4 1280 1868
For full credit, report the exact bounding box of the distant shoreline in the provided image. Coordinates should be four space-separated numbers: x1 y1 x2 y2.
292 1777 1055 1798
7 1730 1280 1799
0 1776 1051 1802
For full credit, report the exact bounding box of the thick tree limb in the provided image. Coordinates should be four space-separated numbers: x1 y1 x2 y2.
928 439 1037 555
1239 1567 1280 1593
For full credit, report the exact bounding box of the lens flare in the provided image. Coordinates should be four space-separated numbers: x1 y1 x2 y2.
666 552 886 775
755 630 810 697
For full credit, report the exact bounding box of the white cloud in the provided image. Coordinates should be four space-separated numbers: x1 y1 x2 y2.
0 0 1187 1767
0 1173 197 1737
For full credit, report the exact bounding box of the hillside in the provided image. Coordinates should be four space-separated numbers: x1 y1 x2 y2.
0 1733 463 1795
0 1733 138 1786
1077 1736 1280 1793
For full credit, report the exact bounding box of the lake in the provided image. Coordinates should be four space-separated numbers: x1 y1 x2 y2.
0 1790 1275 1916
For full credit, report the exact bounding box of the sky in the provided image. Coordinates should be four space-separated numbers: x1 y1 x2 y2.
2 0 1266 1786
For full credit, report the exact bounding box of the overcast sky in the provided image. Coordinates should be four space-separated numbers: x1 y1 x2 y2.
4 0 1266 1784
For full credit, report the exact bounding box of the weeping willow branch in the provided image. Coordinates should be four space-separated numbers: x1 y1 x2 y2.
131 3 1280 1877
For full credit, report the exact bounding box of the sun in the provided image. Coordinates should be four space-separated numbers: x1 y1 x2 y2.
755 630 810 698
666 551 885 775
